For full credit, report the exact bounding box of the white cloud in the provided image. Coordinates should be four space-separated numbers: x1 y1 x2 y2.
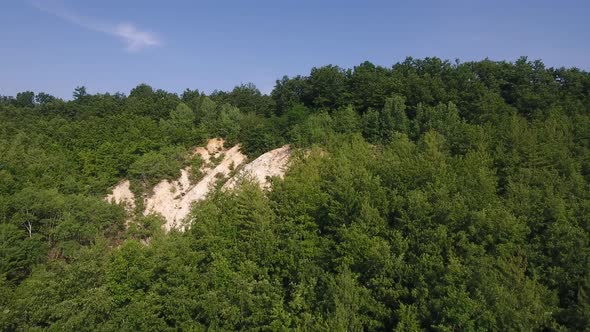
113 23 160 52
30 0 161 52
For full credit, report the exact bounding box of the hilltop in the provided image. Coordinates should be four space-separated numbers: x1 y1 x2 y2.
1 58 589 330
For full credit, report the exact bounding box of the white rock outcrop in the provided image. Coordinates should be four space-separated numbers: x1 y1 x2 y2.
105 140 292 232
105 180 135 212
223 145 291 190
143 142 247 231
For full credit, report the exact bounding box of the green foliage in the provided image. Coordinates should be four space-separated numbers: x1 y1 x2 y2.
126 215 164 241
238 113 282 157
211 83 275 116
73 86 88 100
35 92 56 105
201 102 243 144
209 153 225 167
128 147 184 186
349 61 399 112
189 153 205 183
307 65 350 110
271 75 310 115
0 223 47 282
332 105 361 134
289 111 334 148
1 57 590 330
15 91 35 108
160 102 204 146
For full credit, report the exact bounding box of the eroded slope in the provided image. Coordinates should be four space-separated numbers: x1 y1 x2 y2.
105 139 292 231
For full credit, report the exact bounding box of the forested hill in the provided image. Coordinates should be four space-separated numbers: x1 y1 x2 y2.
1 57 590 330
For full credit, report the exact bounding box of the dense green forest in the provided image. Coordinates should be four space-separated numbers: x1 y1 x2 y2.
1 57 590 330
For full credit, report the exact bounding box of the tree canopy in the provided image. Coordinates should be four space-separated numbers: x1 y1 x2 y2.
1 57 590 330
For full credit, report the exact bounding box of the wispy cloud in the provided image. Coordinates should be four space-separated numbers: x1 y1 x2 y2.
30 0 161 52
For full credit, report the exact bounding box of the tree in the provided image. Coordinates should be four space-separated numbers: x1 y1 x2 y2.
1 57 589 330
349 61 398 112
160 103 202 145
271 75 310 115
128 148 183 185
73 86 88 101
35 92 56 105
381 95 410 139
307 65 350 110
362 108 381 143
15 91 35 108
332 105 361 134
0 223 46 282
212 83 274 116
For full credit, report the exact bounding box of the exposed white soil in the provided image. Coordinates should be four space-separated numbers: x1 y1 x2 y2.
143 140 247 231
192 137 224 164
105 139 292 232
105 180 135 212
223 145 292 190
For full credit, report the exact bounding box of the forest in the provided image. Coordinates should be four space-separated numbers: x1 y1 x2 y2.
1 57 589 330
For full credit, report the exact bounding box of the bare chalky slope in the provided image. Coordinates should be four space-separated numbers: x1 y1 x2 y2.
105 139 292 232
143 139 247 231
223 145 291 190
105 179 135 212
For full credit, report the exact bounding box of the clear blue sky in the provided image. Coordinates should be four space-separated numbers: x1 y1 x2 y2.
1 0 589 99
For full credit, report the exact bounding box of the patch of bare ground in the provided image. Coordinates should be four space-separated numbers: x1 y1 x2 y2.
223 145 292 190
105 139 293 232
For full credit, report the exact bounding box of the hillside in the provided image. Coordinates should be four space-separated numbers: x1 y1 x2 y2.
1 58 589 330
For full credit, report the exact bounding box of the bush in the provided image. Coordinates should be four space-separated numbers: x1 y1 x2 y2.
189 154 204 183
128 147 185 186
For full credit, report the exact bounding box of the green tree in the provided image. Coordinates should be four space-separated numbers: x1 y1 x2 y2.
307 65 350 110
73 86 88 100
15 91 35 108
160 102 203 145
34 92 56 105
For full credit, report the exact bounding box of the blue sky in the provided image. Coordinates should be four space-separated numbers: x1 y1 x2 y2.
1 0 589 99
